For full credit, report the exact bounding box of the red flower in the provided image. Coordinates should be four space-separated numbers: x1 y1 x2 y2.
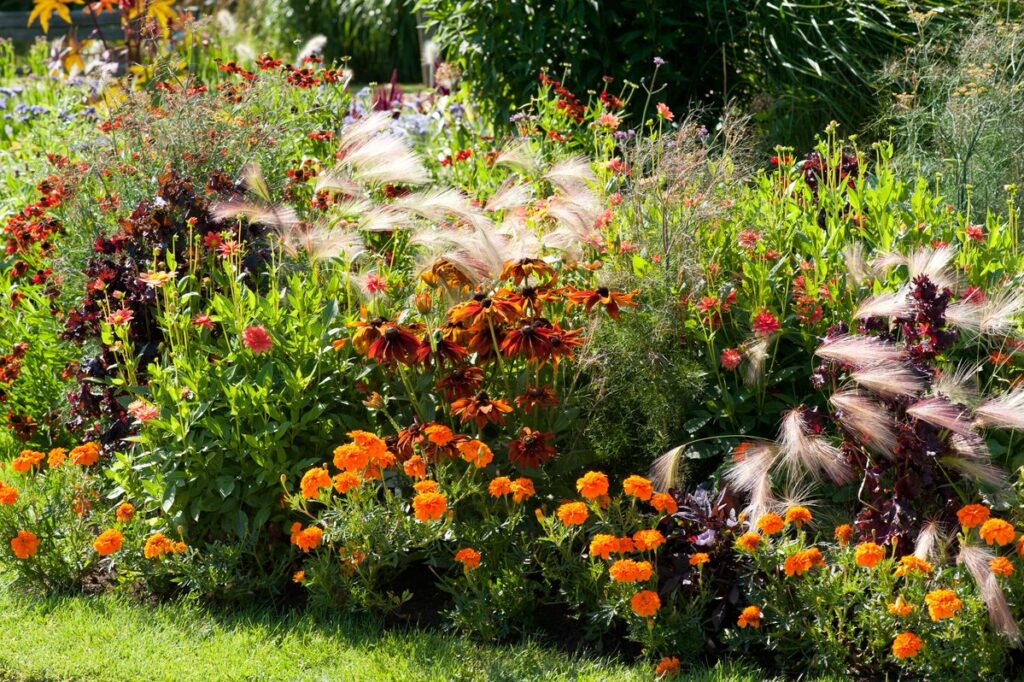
193 313 215 330
565 286 638 320
508 427 557 469
720 348 742 370
451 391 513 428
367 323 421 366
751 311 781 336
514 385 558 413
965 224 986 242
242 325 274 354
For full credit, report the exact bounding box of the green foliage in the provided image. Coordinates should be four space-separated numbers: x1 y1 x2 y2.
417 0 972 144
878 12 1024 216
259 0 422 83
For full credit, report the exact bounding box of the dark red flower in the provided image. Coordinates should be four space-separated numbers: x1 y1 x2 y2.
508 427 556 469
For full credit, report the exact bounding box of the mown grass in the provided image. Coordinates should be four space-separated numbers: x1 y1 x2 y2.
0 588 778 682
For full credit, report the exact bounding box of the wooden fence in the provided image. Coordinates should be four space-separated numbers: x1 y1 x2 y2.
0 9 121 42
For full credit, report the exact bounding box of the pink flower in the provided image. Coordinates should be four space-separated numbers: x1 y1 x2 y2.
738 230 761 249
963 286 987 304
193 313 215 330
752 311 781 337
242 325 274 354
363 274 388 296
656 102 674 121
218 240 242 258
721 348 743 370
609 192 624 206
128 400 160 422
107 308 134 325
966 224 985 242
598 113 620 130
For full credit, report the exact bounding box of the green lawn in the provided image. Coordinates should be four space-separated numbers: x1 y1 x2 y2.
0 588 775 681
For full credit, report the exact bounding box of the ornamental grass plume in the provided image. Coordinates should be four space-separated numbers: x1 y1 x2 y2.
913 521 943 561
958 544 1022 644
974 388 1024 430
814 334 903 368
850 363 927 399
906 397 974 435
829 389 898 456
853 291 913 320
778 409 849 484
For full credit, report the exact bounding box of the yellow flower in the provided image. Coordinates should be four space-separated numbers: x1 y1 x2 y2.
924 588 963 621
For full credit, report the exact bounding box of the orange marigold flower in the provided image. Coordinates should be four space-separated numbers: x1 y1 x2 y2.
834 524 854 546
510 477 535 503
609 559 654 582
424 424 455 447
634 529 667 552
655 656 681 677
12 450 45 473
784 547 825 576
47 448 67 468
413 491 448 522
737 605 762 629
413 480 440 494
757 513 785 535
622 475 654 501
10 530 38 559
349 430 387 459
892 631 923 659
70 442 100 466
332 471 361 494
115 503 136 522
590 533 619 560
454 547 482 570
333 443 369 472
736 531 761 552
93 528 124 556
403 455 427 479
292 570 306 583
956 503 990 529
894 555 933 577
980 518 1016 546
925 588 963 621
617 536 636 554
0 482 19 506
887 596 915 617
290 522 324 552
689 552 710 567
556 501 589 526
785 506 812 527
489 476 513 497
300 467 332 499
651 492 678 514
855 541 886 569
144 532 178 559
457 439 494 468
991 556 1015 577
630 589 661 617
1017 536 1024 557
576 471 609 500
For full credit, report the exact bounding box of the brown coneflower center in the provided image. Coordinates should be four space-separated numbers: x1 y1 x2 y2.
596 286 610 297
